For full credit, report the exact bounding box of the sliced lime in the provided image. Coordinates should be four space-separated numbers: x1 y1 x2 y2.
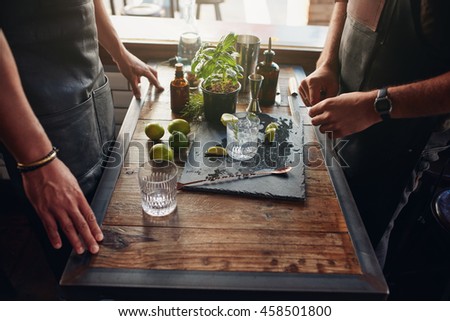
220 113 238 127
265 122 279 133
265 127 277 143
206 146 227 156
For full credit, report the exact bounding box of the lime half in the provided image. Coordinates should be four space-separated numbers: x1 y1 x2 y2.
206 146 227 156
265 122 279 133
265 127 277 143
220 113 238 127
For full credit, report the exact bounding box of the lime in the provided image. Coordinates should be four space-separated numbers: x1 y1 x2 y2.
168 119 190 135
265 122 279 132
169 131 189 150
220 113 238 127
145 122 165 141
149 143 174 161
206 146 227 156
265 127 277 143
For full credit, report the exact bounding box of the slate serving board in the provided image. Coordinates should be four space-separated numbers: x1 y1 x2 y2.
179 113 305 200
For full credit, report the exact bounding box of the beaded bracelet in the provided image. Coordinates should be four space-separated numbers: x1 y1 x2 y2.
17 146 59 173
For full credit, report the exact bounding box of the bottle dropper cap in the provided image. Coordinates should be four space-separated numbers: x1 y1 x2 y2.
175 62 184 71
263 37 275 57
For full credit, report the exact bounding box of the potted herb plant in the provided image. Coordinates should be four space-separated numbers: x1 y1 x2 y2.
191 32 244 124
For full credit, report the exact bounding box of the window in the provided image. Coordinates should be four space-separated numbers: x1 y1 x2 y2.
102 0 331 73
106 0 334 26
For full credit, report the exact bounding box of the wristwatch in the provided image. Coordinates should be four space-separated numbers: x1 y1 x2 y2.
374 87 392 120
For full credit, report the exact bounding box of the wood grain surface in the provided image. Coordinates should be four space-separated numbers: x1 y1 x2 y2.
92 65 362 276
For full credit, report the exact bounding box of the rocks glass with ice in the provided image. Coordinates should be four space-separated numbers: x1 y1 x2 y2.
226 112 260 161
138 160 178 217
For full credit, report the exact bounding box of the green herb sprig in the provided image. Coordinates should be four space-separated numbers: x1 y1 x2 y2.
182 91 204 122
191 33 243 94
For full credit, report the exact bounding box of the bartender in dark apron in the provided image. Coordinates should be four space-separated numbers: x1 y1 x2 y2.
1 0 114 198
0 0 115 276
304 0 450 266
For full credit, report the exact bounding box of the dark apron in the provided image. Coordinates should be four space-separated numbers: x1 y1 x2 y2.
337 0 448 248
1 0 115 199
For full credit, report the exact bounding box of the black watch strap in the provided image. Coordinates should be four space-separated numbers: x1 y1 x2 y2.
374 87 392 121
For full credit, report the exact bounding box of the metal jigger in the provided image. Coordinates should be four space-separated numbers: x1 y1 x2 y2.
246 73 264 113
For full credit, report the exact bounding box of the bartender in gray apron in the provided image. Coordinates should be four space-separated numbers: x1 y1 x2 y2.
337 0 450 265
0 0 115 276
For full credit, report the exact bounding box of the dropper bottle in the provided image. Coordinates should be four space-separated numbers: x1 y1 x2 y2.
170 63 190 113
256 37 280 106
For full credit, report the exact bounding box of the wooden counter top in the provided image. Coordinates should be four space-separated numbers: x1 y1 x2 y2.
60 64 388 300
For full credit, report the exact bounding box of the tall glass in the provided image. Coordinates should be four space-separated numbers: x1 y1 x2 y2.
226 112 260 161
138 160 178 217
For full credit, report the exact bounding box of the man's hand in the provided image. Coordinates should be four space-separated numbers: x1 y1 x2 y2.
308 91 381 138
114 50 164 99
21 158 104 255
92 0 164 98
299 65 340 106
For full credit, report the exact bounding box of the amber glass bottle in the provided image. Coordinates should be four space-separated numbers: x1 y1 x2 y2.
256 37 279 106
170 63 190 113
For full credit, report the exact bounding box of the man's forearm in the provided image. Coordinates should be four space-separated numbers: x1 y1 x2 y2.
93 0 127 63
316 1 347 72
0 31 53 163
390 71 450 118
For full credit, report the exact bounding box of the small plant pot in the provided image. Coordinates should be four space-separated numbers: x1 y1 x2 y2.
202 82 241 124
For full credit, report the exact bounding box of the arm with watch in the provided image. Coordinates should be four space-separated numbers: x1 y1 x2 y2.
308 71 450 138
300 0 450 138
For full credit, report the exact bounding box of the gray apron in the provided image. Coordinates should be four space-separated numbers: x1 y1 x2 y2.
1 0 115 199
337 0 449 256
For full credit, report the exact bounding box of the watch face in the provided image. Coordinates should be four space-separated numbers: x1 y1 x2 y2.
376 98 391 113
